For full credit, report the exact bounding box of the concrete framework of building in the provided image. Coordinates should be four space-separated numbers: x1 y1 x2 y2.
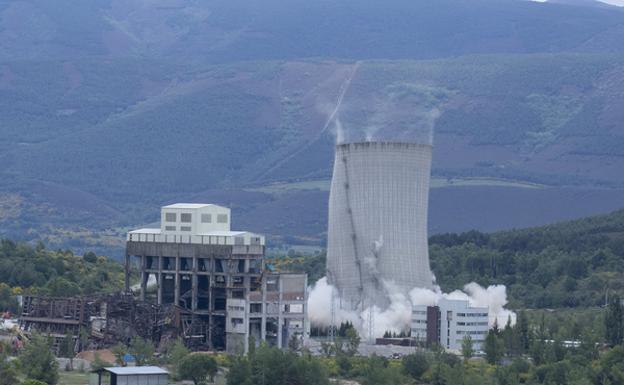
226 273 308 354
126 203 308 352
412 298 489 351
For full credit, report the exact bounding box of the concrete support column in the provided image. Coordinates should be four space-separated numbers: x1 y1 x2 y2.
261 279 267 342
157 272 163 305
174 256 180 307
124 254 130 292
277 277 283 349
140 255 147 301
157 255 163 305
192 257 198 311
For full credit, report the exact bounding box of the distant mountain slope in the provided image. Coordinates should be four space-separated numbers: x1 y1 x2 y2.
2 0 624 254
1 0 624 61
4 55 624 198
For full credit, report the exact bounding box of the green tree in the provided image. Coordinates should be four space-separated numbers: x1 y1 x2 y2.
129 337 154 366
178 354 218 385
594 345 624 385
45 277 81 297
361 355 403 385
111 343 127 366
83 251 97 263
166 339 189 379
0 283 18 313
90 352 108 371
484 331 503 365
226 356 252 385
0 342 18 385
58 333 75 370
344 327 360 356
517 311 530 353
402 352 429 380
462 335 474 360
605 294 623 346
18 334 59 385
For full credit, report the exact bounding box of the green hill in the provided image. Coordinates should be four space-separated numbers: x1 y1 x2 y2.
430 209 624 308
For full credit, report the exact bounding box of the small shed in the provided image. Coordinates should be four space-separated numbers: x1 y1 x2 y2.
91 366 169 385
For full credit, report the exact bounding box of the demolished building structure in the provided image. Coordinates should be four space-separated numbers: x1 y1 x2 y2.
19 203 308 354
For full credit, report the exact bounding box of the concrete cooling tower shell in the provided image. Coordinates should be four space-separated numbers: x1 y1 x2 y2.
326 142 433 311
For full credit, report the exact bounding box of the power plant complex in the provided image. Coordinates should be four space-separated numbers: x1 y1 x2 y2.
326 141 434 311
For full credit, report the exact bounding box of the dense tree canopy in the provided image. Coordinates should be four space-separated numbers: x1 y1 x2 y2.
0 239 124 311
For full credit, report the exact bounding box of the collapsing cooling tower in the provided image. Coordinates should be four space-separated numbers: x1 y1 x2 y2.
326 142 433 311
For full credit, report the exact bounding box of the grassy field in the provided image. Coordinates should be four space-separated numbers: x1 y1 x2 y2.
58 371 89 385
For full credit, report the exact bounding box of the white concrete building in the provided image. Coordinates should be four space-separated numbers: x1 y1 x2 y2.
411 307 428 341
439 298 488 351
412 299 489 351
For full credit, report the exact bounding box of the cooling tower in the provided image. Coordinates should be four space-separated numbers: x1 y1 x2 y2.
326 141 433 311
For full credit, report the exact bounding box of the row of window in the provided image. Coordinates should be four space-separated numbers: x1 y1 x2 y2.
165 226 192 232
456 339 484 344
456 312 488 317
165 212 228 224
457 322 488 326
456 330 487 335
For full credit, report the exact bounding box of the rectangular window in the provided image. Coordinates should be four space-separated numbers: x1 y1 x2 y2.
180 226 192 232
217 214 228 223
165 213 176 222
201 214 212 223
181 213 192 223
165 226 176 231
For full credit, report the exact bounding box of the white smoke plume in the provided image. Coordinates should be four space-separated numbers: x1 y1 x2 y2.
308 277 516 339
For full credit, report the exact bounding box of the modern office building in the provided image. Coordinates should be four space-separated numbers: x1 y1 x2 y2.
412 298 489 351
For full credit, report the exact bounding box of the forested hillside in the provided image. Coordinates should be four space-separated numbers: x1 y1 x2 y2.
431 209 624 308
0 239 125 312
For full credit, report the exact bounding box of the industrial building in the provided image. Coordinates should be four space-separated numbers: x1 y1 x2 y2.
125 203 308 352
226 273 308 354
326 142 434 311
412 298 489 351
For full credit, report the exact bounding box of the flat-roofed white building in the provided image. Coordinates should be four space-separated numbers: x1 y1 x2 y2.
439 298 488 351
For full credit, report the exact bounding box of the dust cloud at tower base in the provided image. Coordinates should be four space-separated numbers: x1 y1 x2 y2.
326 141 434 312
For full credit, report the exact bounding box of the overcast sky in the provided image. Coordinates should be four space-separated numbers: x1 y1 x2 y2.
531 0 624 6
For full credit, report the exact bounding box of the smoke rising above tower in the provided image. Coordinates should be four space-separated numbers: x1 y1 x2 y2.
326 141 434 311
